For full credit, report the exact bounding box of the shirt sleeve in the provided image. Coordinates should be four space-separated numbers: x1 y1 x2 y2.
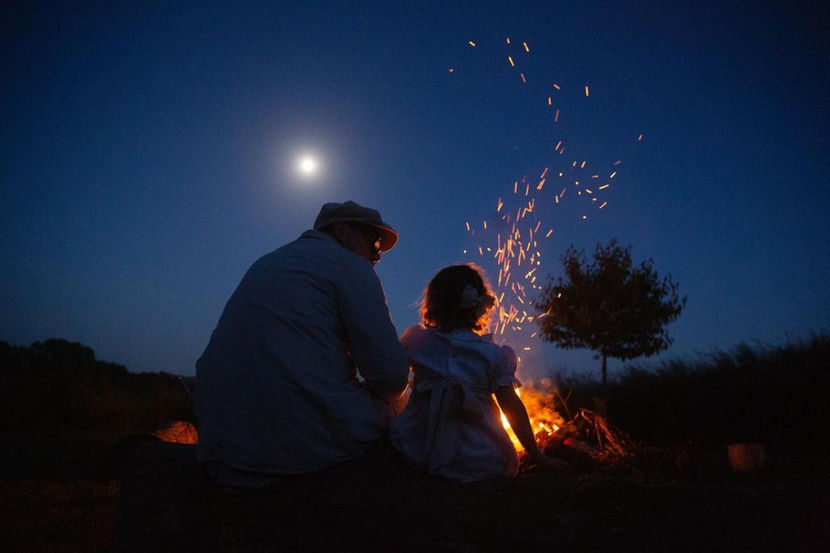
336 258 409 400
490 345 521 391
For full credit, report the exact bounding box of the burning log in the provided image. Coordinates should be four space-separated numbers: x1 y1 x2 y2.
540 408 636 465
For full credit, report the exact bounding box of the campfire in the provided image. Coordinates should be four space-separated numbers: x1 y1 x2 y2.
499 384 636 465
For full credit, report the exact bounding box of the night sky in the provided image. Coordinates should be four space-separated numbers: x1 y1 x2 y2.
2 2 828 379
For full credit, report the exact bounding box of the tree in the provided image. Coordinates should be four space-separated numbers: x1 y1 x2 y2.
536 240 686 397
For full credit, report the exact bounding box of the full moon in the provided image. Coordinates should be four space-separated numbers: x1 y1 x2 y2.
297 155 318 177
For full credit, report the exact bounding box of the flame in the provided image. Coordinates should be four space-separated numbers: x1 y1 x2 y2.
497 386 562 452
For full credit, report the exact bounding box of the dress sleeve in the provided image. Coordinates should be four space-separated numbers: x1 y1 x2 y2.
489 345 521 391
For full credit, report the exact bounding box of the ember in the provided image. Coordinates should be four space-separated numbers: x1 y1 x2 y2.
152 420 198 444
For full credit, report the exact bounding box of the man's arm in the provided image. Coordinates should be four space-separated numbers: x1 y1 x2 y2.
337 262 409 400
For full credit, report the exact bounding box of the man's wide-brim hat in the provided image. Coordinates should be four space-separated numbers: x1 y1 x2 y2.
313 200 398 252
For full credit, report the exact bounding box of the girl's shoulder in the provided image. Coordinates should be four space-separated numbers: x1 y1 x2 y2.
401 325 447 353
401 324 431 344
401 326 516 360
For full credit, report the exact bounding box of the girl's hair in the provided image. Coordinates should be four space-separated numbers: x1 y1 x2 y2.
421 264 496 333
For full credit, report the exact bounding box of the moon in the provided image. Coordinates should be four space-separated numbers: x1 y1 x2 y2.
296 154 318 177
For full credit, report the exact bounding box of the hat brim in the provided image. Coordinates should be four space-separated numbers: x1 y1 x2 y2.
369 224 398 252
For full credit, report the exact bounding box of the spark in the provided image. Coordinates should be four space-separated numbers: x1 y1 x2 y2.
452 39 635 377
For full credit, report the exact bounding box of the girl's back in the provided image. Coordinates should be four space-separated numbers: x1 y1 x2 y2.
390 324 519 483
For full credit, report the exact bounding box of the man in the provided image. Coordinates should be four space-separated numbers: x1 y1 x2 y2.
195 201 409 489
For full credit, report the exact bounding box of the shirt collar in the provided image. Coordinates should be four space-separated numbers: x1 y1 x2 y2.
300 229 338 243
427 326 494 344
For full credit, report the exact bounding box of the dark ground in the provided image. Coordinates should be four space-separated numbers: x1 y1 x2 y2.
3 338 828 551
106 438 829 553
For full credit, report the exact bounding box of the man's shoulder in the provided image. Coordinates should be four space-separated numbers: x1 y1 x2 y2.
258 231 359 267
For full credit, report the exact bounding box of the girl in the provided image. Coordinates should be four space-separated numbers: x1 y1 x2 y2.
390 264 564 483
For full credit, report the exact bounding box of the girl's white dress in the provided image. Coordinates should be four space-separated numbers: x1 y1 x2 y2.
390 325 520 483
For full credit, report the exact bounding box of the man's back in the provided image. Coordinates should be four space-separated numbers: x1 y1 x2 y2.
195 229 408 476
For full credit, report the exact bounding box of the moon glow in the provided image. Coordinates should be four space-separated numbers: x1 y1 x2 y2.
297 155 318 177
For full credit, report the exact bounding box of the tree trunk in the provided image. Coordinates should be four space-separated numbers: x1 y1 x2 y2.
596 353 609 417
601 353 608 395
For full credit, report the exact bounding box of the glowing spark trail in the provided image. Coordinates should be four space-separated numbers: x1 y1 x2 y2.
452 37 644 442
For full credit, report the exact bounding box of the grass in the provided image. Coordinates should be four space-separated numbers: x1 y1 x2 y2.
553 333 830 475
0 479 119 553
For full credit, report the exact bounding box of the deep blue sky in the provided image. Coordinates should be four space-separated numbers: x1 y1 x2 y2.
2 2 828 379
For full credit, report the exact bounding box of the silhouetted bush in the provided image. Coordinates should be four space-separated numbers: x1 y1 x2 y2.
0 338 194 440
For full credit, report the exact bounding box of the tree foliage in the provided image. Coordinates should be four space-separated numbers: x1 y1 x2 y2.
536 240 686 388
